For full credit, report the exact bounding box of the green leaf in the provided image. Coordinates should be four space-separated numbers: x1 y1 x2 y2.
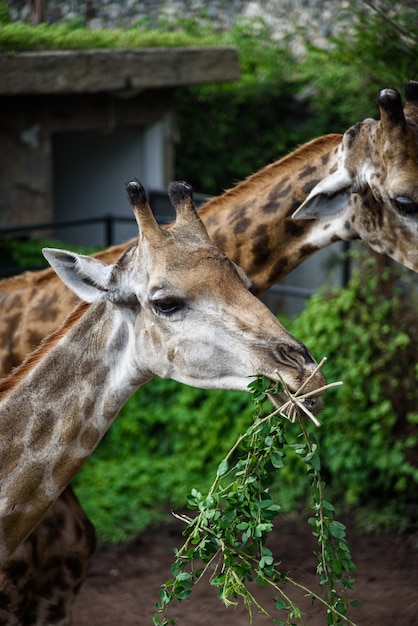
322 500 335 513
217 459 229 476
275 600 290 611
271 450 285 468
171 562 181 576
175 572 192 582
329 520 347 539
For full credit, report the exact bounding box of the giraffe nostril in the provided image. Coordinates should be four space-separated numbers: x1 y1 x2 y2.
301 394 324 414
300 345 317 366
273 343 316 371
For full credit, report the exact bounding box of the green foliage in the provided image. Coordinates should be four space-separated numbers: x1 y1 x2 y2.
0 21 219 54
295 0 418 129
0 1 10 25
0 235 102 270
286 255 418 519
174 19 308 194
154 376 356 625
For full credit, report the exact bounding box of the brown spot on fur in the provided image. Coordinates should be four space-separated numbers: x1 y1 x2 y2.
210 229 226 249
321 151 331 165
0 302 90 398
345 124 359 149
59 409 84 447
285 220 306 238
233 217 251 234
272 180 292 200
262 182 292 214
81 396 95 419
79 425 101 450
10 463 45 508
149 326 162 350
1 441 25 478
298 164 316 179
299 244 320 258
228 203 249 226
51 455 86 488
29 410 55 451
285 198 303 217
251 224 271 266
42 512 66 543
301 179 321 195
267 257 289 285
79 358 98 379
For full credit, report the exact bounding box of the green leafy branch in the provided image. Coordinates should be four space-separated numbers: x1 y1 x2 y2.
153 361 357 625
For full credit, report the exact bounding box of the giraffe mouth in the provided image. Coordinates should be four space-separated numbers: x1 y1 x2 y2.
256 358 330 426
264 366 328 426
266 391 324 426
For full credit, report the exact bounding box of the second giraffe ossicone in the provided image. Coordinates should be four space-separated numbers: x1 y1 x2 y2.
0 180 325 568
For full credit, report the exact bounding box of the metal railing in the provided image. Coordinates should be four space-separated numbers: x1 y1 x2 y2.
0 212 351 300
0 214 139 278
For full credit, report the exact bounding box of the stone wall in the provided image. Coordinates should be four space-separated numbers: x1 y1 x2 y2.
8 0 352 53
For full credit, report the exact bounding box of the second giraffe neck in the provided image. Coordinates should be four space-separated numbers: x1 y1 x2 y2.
198 133 347 292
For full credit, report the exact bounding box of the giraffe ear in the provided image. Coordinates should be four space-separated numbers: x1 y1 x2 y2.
43 248 113 303
292 168 353 219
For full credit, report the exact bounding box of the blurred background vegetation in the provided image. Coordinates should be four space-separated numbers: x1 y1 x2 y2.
2 0 418 541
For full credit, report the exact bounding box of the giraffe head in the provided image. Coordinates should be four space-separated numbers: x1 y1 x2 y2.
43 180 325 410
293 80 418 271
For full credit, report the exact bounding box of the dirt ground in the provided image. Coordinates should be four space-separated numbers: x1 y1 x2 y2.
73 512 418 626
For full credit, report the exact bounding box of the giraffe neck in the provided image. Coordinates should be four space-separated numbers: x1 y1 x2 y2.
0 300 147 563
198 133 353 293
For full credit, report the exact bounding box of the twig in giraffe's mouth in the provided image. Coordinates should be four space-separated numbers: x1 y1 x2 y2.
267 357 343 427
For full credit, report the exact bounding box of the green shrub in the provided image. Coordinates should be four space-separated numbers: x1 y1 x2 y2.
0 1 10 25
0 235 102 272
295 0 418 128
0 21 218 53
285 255 418 521
174 20 309 194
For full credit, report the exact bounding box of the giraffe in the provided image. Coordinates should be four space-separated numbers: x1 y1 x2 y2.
1 81 418 624
0 179 325 623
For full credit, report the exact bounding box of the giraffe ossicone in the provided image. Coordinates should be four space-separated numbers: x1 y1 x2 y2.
0 179 325 567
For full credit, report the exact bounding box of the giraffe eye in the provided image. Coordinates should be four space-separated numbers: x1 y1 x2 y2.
393 196 418 215
152 297 185 316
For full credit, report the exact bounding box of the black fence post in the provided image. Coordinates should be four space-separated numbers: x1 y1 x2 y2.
104 215 113 247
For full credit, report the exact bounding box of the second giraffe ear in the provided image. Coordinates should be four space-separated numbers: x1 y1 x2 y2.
292 168 353 219
43 248 113 303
